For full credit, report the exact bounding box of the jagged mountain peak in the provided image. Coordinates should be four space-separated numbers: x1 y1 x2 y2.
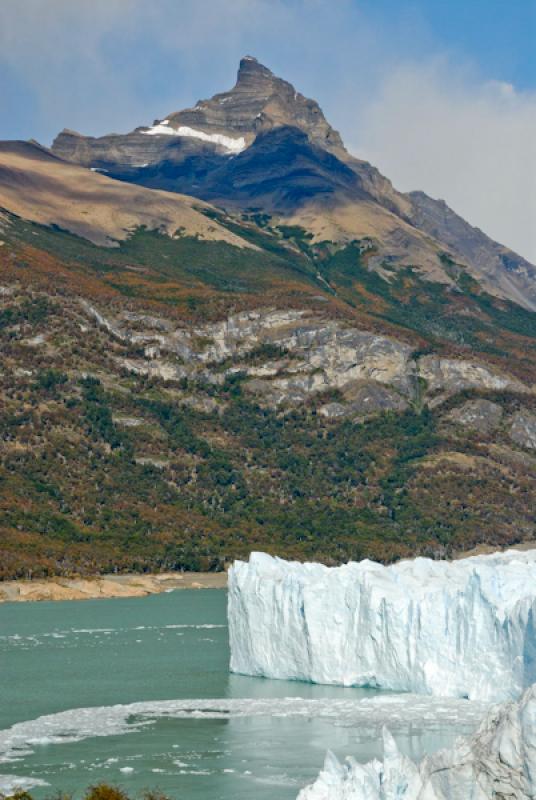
159 55 344 152
235 55 276 85
52 55 346 163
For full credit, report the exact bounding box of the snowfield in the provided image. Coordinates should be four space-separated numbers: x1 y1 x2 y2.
228 550 536 703
297 684 536 800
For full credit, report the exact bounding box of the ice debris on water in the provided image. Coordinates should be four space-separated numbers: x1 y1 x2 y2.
297 683 536 799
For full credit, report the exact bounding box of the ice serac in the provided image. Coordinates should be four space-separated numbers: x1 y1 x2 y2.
297 684 536 799
228 551 536 702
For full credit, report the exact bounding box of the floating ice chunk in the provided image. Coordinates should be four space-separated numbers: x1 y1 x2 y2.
0 692 487 800
228 551 536 702
141 121 246 153
298 739 424 800
297 684 536 799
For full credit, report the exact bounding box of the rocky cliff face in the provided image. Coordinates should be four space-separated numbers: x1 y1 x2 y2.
81 303 533 410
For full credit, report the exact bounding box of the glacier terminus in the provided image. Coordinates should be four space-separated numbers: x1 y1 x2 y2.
228 550 536 703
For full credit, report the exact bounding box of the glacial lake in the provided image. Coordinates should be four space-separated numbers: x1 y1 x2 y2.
0 589 486 799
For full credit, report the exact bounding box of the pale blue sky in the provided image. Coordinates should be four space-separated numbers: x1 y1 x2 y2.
1 0 535 261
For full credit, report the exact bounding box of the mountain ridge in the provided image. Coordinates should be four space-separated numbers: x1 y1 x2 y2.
50 56 536 311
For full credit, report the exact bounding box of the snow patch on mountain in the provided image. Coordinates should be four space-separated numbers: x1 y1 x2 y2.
142 120 246 153
297 683 536 799
228 550 536 702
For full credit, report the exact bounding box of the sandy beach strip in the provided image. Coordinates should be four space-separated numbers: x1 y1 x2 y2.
0 571 228 603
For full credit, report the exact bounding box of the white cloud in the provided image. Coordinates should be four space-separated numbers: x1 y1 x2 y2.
0 0 299 139
344 61 536 262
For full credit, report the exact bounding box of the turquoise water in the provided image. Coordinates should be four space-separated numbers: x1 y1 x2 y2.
0 590 483 799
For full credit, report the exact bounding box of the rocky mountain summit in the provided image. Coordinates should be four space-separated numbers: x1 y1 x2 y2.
164 55 345 152
51 56 536 310
52 56 344 162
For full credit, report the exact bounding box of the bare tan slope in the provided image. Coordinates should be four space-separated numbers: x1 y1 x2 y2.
0 141 252 248
282 198 451 283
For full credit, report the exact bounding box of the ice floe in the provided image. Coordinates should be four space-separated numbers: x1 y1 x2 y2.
0 695 487 772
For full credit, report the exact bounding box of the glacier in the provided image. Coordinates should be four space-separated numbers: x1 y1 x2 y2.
228 550 536 702
297 683 536 799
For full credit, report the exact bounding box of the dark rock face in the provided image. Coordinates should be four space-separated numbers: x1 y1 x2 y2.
94 126 363 212
189 126 364 211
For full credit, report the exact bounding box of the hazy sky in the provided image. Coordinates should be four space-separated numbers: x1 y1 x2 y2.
1 0 535 262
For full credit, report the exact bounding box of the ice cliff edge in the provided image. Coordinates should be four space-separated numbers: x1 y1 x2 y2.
228 550 536 702
297 683 536 799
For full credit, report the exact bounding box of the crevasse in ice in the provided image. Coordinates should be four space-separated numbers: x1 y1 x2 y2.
228 550 536 702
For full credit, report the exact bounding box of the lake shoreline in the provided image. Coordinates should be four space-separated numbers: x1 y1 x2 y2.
3 540 534 604
0 571 228 603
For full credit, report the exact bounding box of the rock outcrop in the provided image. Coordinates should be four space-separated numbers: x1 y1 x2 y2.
319 383 408 420
418 355 526 395
82 304 532 411
446 399 503 434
